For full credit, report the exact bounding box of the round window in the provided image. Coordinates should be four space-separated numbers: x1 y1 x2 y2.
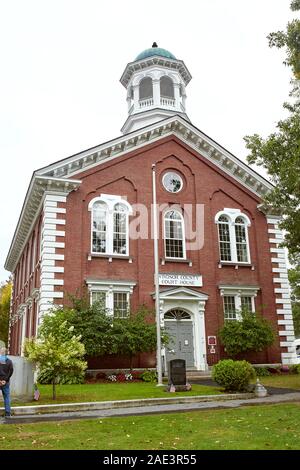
162 172 183 193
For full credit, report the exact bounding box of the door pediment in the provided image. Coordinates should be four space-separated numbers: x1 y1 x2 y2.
153 287 208 301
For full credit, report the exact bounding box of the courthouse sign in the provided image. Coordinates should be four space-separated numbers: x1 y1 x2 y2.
158 273 203 287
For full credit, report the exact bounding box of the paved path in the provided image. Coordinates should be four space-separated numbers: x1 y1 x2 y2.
2 392 300 425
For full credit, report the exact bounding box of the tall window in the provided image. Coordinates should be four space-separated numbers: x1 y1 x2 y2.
113 203 128 255
216 211 250 263
217 215 232 261
164 210 185 259
113 292 129 318
92 201 107 253
90 196 131 256
223 296 236 320
235 217 248 262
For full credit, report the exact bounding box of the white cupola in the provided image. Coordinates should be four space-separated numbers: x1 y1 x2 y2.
120 43 192 134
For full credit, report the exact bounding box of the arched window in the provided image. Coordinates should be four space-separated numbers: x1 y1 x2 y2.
92 201 107 253
90 196 131 256
216 211 251 263
160 76 174 99
217 215 232 261
113 203 128 255
164 210 185 259
164 309 191 320
234 216 249 263
139 77 153 100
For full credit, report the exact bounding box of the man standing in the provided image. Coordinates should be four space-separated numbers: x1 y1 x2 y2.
0 344 13 418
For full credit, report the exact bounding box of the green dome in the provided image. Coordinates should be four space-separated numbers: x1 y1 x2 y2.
135 44 176 61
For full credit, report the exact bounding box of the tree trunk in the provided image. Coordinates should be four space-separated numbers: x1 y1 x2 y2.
130 355 133 371
52 379 56 400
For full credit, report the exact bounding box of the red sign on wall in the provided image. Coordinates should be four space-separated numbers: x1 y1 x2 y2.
208 336 217 346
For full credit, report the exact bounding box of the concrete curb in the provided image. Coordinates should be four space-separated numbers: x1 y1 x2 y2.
2 392 254 416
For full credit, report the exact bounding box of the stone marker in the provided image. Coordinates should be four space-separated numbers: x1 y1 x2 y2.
167 359 191 392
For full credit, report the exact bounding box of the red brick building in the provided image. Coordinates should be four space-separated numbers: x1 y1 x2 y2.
5 44 297 370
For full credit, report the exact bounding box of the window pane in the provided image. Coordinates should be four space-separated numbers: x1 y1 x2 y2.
92 203 107 253
241 296 253 312
218 221 231 261
160 76 174 98
113 211 127 254
224 296 236 320
235 223 248 262
165 212 184 258
113 293 129 318
91 291 106 306
139 77 153 99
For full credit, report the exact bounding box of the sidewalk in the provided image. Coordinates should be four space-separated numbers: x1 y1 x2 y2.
2 391 300 425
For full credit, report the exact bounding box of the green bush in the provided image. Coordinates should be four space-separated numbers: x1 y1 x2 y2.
255 367 271 377
140 369 157 383
288 364 300 374
212 359 255 392
37 368 85 385
219 310 274 357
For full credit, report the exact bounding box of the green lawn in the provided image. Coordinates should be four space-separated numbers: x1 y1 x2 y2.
253 374 300 390
12 382 222 406
1 403 300 450
10 374 299 407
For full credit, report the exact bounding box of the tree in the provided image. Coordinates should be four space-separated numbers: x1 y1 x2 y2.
219 310 275 358
65 299 118 357
112 306 166 370
24 310 87 399
244 1 300 261
0 280 12 345
289 265 300 336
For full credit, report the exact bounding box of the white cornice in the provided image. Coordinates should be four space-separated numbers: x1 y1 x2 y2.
120 56 192 88
5 176 81 273
36 115 273 198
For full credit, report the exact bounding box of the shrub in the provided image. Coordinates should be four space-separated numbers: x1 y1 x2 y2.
140 369 157 383
219 310 274 357
37 368 84 385
288 364 300 374
255 367 271 377
267 366 280 374
212 359 255 392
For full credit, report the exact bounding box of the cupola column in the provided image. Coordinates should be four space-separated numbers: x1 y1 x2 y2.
174 83 181 111
133 85 139 111
153 78 160 107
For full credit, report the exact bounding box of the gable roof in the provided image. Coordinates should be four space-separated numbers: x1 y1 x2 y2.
5 115 273 273
36 114 272 195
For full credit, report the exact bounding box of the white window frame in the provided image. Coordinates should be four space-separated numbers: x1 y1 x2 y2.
89 194 132 257
87 279 135 318
215 209 251 264
220 285 259 321
164 209 186 260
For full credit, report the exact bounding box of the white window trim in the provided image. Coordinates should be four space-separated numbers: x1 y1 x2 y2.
89 194 132 257
215 209 251 264
164 209 186 260
87 279 135 317
220 285 259 320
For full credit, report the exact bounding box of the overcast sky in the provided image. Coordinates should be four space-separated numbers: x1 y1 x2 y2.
0 0 296 282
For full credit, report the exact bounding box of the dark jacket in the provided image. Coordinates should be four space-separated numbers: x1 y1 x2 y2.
0 358 13 384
